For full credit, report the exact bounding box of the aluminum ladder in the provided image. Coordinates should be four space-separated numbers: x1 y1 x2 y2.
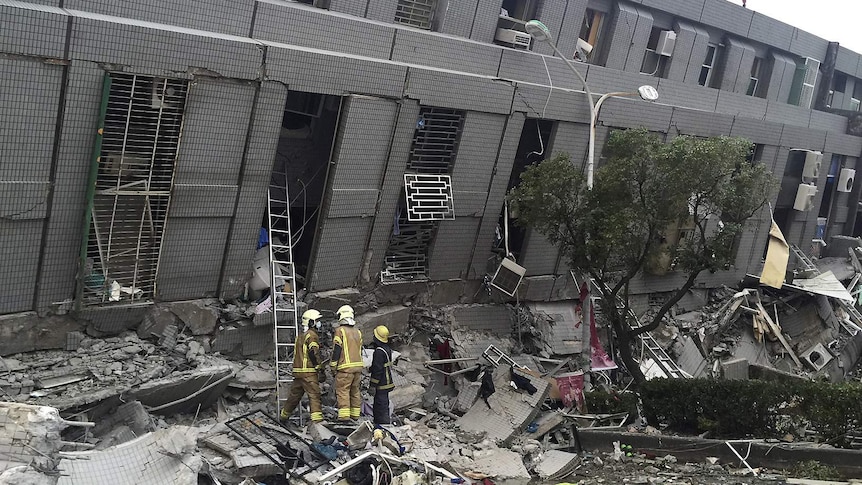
580 273 689 379
267 170 301 418
790 245 862 335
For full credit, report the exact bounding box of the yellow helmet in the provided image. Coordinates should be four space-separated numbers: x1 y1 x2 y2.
336 305 354 321
373 325 390 343
301 309 322 330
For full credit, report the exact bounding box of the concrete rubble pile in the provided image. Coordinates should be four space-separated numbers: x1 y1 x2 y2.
5 242 862 483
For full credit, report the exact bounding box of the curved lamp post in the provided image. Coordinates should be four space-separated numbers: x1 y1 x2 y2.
525 20 659 189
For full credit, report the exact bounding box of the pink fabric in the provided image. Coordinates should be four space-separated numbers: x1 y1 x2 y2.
555 372 585 411
579 283 618 371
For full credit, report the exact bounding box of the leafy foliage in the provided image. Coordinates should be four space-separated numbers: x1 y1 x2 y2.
508 128 777 382
640 379 862 448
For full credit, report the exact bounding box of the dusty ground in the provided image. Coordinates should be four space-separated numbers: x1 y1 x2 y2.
558 453 793 485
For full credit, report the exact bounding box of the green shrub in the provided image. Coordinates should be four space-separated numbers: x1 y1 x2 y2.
584 390 638 416
638 378 862 447
788 460 842 481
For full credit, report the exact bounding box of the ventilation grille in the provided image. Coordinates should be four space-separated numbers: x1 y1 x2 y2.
82 73 188 304
381 216 437 283
407 107 465 174
394 0 436 30
404 173 455 221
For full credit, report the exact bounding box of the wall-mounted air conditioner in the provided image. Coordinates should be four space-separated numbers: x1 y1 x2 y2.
656 30 677 56
490 258 527 296
802 150 823 180
793 183 817 211
838 168 856 192
495 28 531 49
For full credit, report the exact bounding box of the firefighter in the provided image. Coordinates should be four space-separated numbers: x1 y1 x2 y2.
369 325 395 425
331 305 363 421
280 309 324 423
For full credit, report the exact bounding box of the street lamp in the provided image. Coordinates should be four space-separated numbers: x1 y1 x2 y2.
525 20 659 189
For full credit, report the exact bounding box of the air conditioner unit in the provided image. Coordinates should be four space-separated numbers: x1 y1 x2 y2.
838 168 856 192
793 183 817 211
495 28 531 49
575 38 593 60
490 258 527 296
656 30 677 57
802 150 823 180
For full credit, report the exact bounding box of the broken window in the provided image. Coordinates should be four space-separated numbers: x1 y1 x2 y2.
394 0 437 30
80 73 189 304
578 9 605 63
382 107 465 282
747 57 764 97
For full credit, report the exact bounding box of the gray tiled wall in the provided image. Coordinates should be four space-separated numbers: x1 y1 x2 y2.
64 0 255 36
309 95 398 291
366 101 422 279
718 37 755 94
469 112 525 278
218 81 288 299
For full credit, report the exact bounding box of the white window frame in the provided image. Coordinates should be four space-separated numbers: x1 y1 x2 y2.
699 44 718 87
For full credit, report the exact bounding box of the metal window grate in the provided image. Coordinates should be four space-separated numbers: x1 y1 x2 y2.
394 0 437 29
381 215 437 283
81 73 188 304
404 173 455 221
382 106 465 282
407 107 465 174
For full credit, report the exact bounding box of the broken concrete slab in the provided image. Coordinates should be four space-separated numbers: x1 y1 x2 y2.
356 305 410 344
229 365 276 390
170 300 219 336
534 449 580 480
57 427 202 485
451 305 513 334
466 448 531 485
129 361 234 415
231 443 282 478
137 305 180 340
93 401 152 438
456 366 550 445
0 403 68 473
389 384 425 411
79 303 150 336
0 313 82 356
528 301 584 356
721 357 749 380
308 288 361 313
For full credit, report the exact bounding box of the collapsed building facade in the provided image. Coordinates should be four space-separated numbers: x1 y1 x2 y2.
4 1 862 482
2 0 862 323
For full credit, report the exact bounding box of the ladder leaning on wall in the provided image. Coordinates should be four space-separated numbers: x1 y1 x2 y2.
267 170 300 421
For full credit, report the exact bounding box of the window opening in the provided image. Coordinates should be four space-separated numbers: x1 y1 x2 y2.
495 0 539 50
382 107 466 282
80 73 188 305
698 44 720 87
640 27 673 77
747 57 763 96
578 9 605 63
273 91 342 278
851 80 862 111
494 119 554 263
395 0 437 30
833 72 847 93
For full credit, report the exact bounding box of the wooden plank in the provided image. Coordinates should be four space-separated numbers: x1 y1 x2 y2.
755 296 802 368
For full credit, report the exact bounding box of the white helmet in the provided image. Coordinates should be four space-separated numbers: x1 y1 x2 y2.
301 309 322 331
337 305 355 323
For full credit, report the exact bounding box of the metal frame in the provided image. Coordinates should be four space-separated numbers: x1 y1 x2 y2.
78 73 188 306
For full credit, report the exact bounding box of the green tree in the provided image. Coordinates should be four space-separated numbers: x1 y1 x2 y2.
508 128 776 383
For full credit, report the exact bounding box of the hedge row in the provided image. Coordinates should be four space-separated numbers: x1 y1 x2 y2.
588 379 862 448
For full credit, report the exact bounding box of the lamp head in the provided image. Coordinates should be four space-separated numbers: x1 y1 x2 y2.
637 85 659 101
525 20 553 43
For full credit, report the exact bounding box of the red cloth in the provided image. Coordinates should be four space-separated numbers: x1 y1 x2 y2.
435 340 452 385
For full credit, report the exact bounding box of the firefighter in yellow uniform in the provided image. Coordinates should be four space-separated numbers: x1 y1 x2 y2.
331 305 363 421
280 309 324 423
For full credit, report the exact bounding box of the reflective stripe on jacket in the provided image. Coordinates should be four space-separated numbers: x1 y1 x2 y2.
370 344 394 391
292 329 320 373
332 326 363 372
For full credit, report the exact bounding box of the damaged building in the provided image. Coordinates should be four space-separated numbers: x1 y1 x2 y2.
4 0 862 483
